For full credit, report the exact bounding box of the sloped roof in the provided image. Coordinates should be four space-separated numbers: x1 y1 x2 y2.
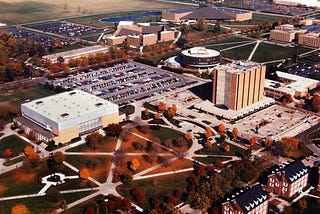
167 8 196 14
117 28 140 36
235 185 268 213
283 160 308 184
182 6 232 20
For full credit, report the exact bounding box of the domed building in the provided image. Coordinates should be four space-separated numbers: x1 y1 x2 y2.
180 47 221 68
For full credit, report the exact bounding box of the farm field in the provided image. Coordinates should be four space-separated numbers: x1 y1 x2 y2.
0 0 182 24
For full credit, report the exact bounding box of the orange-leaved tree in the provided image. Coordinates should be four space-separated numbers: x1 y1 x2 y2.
11 204 30 214
79 168 91 180
224 144 231 152
185 132 193 141
232 127 238 139
250 137 257 145
130 158 141 171
218 124 225 133
205 127 213 138
205 140 212 147
158 101 166 111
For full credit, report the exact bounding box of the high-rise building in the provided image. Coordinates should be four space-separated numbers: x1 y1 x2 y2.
212 61 266 110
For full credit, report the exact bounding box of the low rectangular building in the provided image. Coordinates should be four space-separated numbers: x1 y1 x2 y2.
298 32 320 48
222 184 269 214
14 90 125 144
267 160 309 198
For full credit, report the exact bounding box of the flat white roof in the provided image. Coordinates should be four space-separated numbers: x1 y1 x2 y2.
276 71 319 92
22 90 118 124
215 61 262 74
181 47 220 58
194 97 275 120
119 21 134 26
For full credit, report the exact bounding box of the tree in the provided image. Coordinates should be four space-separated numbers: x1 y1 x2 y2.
158 101 166 111
130 158 141 171
46 187 62 203
121 197 132 208
121 171 133 185
250 137 257 145
24 146 35 157
232 127 238 139
224 144 231 152
85 132 103 150
11 204 30 214
218 124 225 133
3 148 13 159
205 127 213 138
195 18 208 31
132 141 145 151
104 123 122 137
312 93 320 112
131 188 145 203
264 138 273 148
185 132 193 141
215 160 224 169
79 168 90 179
298 198 307 210
53 151 65 164
149 197 160 209
205 140 212 147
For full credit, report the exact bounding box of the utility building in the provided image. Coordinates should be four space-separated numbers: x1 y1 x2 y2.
14 90 125 144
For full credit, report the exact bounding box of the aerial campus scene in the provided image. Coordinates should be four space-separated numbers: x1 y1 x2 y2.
1 0 320 214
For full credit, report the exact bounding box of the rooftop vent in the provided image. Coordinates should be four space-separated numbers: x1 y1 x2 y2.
35 101 44 105
95 103 103 107
69 92 77 96
61 113 69 118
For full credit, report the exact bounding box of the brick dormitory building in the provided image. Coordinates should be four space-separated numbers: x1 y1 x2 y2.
222 184 269 214
266 160 309 198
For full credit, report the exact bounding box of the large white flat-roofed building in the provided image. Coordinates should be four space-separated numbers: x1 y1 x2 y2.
264 71 320 98
14 90 125 144
273 0 320 7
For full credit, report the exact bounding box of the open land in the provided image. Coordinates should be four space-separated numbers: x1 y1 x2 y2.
0 0 183 24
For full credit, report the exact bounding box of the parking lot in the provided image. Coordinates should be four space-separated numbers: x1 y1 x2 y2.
286 63 320 80
224 0 317 16
5 27 72 49
27 21 104 38
51 61 198 105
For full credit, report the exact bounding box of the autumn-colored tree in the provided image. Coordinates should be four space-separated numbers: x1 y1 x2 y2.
195 18 208 31
104 123 122 137
185 132 193 141
281 137 299 150
53 151 65 164
215 160 224 169
85 132 103 150
172 104 177 114
218 124 225 133
312 93 320 112
4 148 13 159
155 113 161 119
250 137 257 145
232 127 238 139
205 140 212 147
298 199 307 210
174 189 185 199
130 188 145 203
121 197 132 208
264 138 273 148
205 127 213 138
11 204 30 214
24 146 35 157
79 168 90 179
224 144 231 152
130 158 141 171
166 107 176 117
144 108 149 117
158 101 167 111
0 102 18 119
120 171 133 185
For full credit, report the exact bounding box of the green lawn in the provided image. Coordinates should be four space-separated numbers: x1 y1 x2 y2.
62 194 107 214
205 37 252 50
143 102 158 112
0 135 31 156
0 191 95 214
1 161 77 197
65 155 112 183
252 43 312 63
195 142 247 156
221 43 256 60
193 156 233 165
148 127 184 143
66 136 117 152
0 85 54 109
117 172 192 210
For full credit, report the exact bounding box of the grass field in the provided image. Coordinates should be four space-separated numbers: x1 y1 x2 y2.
0 135 30 156
0 0 182 24
195 142 247 156
222 43 256 60
0 191 94 214
193 156 233 165
205 37 252 50
252 43 312 63
117 172 192 210
0 85 54 109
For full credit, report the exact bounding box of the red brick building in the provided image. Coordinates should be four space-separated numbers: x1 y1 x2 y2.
222 184 269 214
266 160 308 198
